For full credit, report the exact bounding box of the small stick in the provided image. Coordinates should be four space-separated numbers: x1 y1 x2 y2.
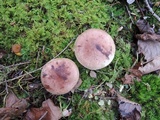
54 38 75 58
136 0 145 17
125 5 134 24
0 61 30 70
39 111 48 120
0 67 42 84
4 79 9 94
144 0 160 22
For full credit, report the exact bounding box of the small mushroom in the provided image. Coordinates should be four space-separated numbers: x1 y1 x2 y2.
12 44 22 56
74 28 115 70
12 44 21 53
41 58 80 95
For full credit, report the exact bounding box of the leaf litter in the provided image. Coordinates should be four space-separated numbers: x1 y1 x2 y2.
135 19 160 74
0 91 28 119
25 99 62 120
117 94 141 120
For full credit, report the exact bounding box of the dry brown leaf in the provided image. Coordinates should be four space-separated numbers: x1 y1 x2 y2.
136 19 155 34
138 40 160 62
5 91 19 107
136 33 160 41
139 56 160 74
128 69 142 78
121 69 142 84
0 92 28 119
24 107 46 120
117 94 141 120
25 99 62 120
122 74 135 84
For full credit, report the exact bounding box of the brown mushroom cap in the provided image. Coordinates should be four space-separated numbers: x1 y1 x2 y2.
12 44 21 53
41 58 79 95
74 28 115 70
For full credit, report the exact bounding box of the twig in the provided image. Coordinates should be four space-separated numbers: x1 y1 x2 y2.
35 50 40 69
144 0 160 22
39 111 48 120
0 38 75 85
54 38 75 58
0 61 30 70
125 5 134 24
0 67 42 84
4 79 9 94
131 52 139 68
135 0 145 17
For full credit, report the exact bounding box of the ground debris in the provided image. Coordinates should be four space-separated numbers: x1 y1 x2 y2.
0 91 28 119
136 33 160 41
117 94 141 120
136 19 155 34
24 99 62 120
137 40 160 62
139 56 160 74
136 18 160 74
121 69 142 84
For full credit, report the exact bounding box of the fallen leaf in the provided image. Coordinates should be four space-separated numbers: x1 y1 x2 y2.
136 19 155 34
136 33 160 41
25 99 62 120
109 88 116 96
122 74 134 84
117 94 141 120
5 91 19 107
121 69 142 84
138 40 160 62
42 99 62 120
128 69 142 78
139 56 160 74
0 92 28 119
24 107 46 120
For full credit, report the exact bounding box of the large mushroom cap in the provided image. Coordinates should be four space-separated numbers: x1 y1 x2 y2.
41 58 79 95
74 28 115 70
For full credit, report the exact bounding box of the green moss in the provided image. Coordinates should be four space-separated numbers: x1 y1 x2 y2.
130 75 160 120
0 1 136 119
69 93 116 120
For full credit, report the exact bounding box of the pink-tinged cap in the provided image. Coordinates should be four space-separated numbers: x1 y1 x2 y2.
41 58 79 95
74 29 115 70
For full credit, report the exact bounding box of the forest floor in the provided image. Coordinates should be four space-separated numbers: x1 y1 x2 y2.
0 0 160 120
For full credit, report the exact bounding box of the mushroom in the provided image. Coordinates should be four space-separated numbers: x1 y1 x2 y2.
41 58 80 95
11 44 22 56
12 44 21 53
74 28 115 70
